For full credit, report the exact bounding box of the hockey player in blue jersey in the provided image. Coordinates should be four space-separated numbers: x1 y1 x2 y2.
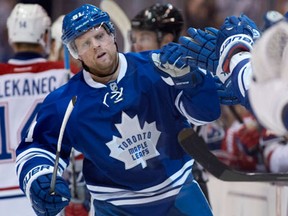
15 4 221 216
178 13 288 175
130 3 212 205
178 13 288 135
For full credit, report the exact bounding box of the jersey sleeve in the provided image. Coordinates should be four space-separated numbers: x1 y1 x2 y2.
229 52 253 111
15 91 72 196
174 69 221 126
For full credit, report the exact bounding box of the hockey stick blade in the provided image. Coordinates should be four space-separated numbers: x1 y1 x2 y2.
178 128 288 182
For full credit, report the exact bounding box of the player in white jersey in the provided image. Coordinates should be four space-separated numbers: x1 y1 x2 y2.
15 4 221 216
0 3 77 216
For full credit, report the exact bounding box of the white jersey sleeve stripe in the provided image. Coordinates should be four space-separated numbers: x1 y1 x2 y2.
16 148 67 176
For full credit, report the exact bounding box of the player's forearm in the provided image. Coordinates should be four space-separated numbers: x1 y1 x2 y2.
229 51 253 110
178 73 221 125
15 153 56 194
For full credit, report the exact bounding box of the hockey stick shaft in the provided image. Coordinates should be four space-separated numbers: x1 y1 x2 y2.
70 148 78 199
178 128 288 182
50 96 77 194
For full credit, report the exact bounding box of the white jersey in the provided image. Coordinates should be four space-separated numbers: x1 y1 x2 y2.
0 55 71 215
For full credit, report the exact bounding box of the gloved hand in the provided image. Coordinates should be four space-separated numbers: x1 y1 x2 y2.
217 14 261 44
180 14 259 78
216 14 259 81
30 173 71 216
214 76 240 105
179 27 219 73
151 42 204 89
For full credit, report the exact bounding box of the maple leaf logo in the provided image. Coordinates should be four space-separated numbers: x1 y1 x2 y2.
106 112 161 169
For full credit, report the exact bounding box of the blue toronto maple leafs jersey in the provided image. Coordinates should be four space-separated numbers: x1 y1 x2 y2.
16 51 220 215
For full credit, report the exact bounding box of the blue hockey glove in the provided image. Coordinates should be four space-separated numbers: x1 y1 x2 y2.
217 14 261 43
216 14 259 76
151 42 204 89
214 76 240 105
30 173 71 216
179 27 219 73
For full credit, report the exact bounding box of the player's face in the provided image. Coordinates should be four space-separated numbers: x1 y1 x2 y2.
75 26 118 76
130 30 159 52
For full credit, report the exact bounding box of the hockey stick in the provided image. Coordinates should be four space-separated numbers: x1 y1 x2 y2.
100 0 131 52
178 128 288 182
50 96 77 195
63 44 79 198
70 148 78 199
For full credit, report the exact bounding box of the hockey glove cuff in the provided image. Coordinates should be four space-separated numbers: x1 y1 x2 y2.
151 42 204 89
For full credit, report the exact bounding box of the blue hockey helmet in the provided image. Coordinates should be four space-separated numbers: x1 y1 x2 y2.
62 4 115 58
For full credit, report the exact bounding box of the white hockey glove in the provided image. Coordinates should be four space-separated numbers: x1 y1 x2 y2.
151 42 204 89
249 21 288 135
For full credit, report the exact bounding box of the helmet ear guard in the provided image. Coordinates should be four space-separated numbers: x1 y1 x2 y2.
62 4 115 59
7 3 51 54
